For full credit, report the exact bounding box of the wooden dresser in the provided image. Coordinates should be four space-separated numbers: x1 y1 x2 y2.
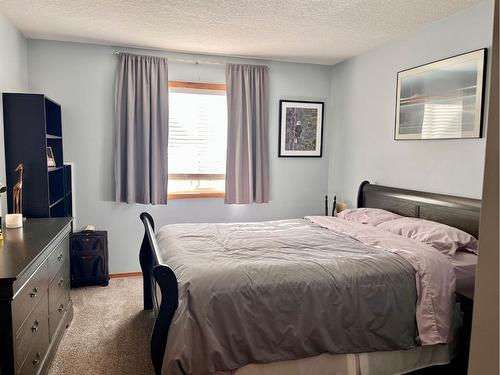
0 218 73 375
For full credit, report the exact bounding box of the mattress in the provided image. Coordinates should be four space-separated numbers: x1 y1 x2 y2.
224 341 455 375
220 302 463 375
451 251 477 295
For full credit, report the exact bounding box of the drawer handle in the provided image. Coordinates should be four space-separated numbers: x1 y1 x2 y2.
57 253 64 261
31 320 39 333
58 278 64 287
58 304 64 313
29 287 38 298
32 352 41 366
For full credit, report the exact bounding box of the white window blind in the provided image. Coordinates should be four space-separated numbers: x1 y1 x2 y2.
168 85 227 197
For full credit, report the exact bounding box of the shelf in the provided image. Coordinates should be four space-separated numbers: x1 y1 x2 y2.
45 98 62 137
49 196 65 208
48 167 64 205
47 138 63 166
3 93 71 218
50 197 66 217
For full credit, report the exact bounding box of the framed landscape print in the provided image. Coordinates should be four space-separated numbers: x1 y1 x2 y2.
395 49 486 140
279 100 324 157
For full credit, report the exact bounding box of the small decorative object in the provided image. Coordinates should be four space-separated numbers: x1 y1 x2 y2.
395 49 486 140
6 163 24 229
5 214 23 229
13 163 23 214
47 147 56 167
0 183 7 238
279 100 324 157
336 202 348 214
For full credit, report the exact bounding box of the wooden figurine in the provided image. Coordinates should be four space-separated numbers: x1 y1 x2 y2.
13 163 23 215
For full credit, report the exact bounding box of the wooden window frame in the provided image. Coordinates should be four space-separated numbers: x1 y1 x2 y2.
168 173 225 181
168 81 226 91
168 192 225 199
167 81 226 199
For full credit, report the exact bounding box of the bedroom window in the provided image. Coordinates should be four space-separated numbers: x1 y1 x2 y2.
167 81 227 199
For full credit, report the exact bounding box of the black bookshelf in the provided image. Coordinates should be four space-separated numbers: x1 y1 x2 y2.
2 93 72 218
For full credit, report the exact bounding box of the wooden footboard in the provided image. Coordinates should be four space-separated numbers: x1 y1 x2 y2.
139 212 179 375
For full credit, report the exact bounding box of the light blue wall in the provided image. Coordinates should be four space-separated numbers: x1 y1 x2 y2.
0 12 28 204
328 0 494 207
27 41 332 272
11 0 494 273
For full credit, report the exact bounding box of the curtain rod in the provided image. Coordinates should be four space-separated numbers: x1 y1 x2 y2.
114 51 270 68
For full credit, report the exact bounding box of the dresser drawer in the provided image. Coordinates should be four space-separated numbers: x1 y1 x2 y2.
47 237 69 283
48 261 70 312
17 318 49 375
14 292 49 372
49 281 70 340
12 262 49 336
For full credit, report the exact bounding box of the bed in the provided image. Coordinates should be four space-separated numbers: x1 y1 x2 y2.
139 181 480 375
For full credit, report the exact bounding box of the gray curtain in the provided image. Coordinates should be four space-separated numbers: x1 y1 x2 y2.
115 53 169 204
225 64 270 204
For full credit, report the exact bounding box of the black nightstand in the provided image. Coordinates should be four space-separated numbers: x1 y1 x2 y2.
454 291 474 374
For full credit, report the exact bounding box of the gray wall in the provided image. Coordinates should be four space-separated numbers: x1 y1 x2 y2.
328 0 494 207
27 40 332 272
0 12 28 208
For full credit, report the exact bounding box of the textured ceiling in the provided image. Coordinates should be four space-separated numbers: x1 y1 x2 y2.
0 0 483 65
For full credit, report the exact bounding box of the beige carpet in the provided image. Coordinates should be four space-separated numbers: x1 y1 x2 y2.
48 277 155 375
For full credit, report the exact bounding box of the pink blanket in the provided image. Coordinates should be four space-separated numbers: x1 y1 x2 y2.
306 216 455 345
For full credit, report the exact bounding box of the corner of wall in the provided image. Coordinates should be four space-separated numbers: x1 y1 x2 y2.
326 1 493 205
0 11 29 210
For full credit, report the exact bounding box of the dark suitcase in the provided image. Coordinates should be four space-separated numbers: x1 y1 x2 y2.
70 230 109 287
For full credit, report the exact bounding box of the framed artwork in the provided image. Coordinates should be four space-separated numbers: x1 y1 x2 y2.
395 49 486 140
279 100 324 157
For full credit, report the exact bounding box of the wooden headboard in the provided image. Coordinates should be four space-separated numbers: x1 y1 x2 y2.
357 181 481 238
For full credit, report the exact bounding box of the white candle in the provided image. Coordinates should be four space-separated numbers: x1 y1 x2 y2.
5 213 23 228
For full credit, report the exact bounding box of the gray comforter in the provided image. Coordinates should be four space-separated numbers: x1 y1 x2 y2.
157 219 417 375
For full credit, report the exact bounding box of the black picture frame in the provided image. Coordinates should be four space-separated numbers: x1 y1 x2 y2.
394 48 487 141
278 100 324 157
